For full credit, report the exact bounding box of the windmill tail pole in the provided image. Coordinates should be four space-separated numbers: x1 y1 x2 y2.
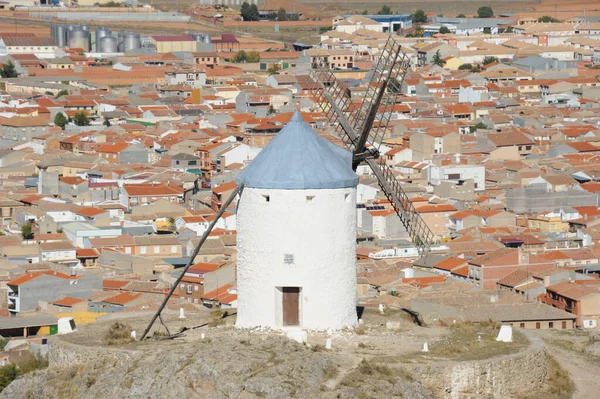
140 184 243 341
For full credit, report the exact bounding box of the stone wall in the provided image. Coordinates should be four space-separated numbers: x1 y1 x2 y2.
415 333 547 398
48 338 136 368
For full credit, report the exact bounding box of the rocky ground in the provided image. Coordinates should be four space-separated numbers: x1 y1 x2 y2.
0 308 586 399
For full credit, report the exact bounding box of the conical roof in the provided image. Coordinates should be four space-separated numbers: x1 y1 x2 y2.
236 111 358 190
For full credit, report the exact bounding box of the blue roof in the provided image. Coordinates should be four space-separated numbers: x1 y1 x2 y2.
236 112 358 190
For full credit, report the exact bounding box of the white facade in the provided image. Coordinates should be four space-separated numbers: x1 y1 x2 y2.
40 249 77 263
428 165 486 191
236 187 358 330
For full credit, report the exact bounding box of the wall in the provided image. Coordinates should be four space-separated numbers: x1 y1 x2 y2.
417 333 547 398
236 187 358 330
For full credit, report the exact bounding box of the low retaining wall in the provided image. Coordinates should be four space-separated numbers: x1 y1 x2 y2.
416 333 547 398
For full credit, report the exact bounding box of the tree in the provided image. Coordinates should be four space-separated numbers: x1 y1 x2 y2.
477 6 493 18
73 111 90 126
377 5 391 15
0 363 18 393
538 15 559 23
362 9 368 15
0 61 17 78
55 89 68 98
103 117 111 127
412 9 427 24
240 2 259 21
246 51 260 63
483 56 499 65
458 63 474 70
267 105 276 115
432 50 446 66
456 13 466 18
21 221 34 240
277 8 287 21
471 121 488 133
54 112 67 130
439 26 451 34
267 65 280 75
248 4 260 21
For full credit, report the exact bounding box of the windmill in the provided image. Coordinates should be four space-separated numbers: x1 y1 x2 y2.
140 36 435 339
308 36 435 257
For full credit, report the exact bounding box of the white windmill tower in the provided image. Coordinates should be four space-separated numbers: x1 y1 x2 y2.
235 111 359 330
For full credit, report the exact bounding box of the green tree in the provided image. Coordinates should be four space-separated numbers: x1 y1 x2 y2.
267 105 276 115
55 89 68 98
362 9 368 15
54 112 67 130
431 50 446 66
267 65 280 75
458 63 474 70
471 121 488 133
277 8 287 21
412 9 427 24
103 117 111 127
0 61 17 78
477 6 493 18
246 51 260 62
483 56 499 65
240 2 259 21
0 363 18 393
73 111 90 126
248 4 260 21
538 15 559 23
378 5 391 15
21 221 34 240
439 26 451 34
456 13 466 18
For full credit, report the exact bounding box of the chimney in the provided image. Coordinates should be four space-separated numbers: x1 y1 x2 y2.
518 247 529 266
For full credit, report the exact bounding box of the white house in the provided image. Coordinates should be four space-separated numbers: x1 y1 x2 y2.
165 67 206 89
175 215 209 236
427 165 486 191
235 112 359 331
216 143 261 172
333 16 383 34
39 241 78 266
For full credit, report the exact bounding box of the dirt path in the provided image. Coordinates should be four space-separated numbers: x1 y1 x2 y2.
544 344 600 399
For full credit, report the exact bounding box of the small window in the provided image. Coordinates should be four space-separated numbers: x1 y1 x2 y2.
562 321 567 329
194 285 199 292
306 195 314 203
262 195 270 202
535 322 541 329
154 246 160 254
283 254 294 264
549 322 554 329
520 323 525 328
180 283 185 289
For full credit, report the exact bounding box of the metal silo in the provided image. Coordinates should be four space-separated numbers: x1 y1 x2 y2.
55 25 67 47
122 32 141 52
99 36 118 53
68 28 90 52
95 27 111 51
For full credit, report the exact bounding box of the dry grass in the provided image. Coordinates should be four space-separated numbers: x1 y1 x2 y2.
423 322 528 361
517 356 575 399
208 309 227 327
105 322 134 346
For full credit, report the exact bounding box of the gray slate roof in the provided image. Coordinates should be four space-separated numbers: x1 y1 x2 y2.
236 111 358 190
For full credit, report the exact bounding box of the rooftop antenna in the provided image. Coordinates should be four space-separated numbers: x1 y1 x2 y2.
308 36 435 257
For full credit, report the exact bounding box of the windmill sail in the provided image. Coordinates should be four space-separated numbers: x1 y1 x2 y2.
309 36 435 255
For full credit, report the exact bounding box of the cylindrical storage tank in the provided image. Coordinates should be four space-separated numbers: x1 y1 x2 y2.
235 112 359 331
99 36 118 53
122 33 141 52
95 27 111 51
68 28 90 52
56 25 67 47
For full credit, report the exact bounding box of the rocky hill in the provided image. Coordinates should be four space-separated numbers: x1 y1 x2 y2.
0 309 556 399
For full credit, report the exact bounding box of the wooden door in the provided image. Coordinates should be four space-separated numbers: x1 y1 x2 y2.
282 287 300 326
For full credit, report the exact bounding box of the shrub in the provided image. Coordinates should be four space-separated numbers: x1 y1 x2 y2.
105 322 134 345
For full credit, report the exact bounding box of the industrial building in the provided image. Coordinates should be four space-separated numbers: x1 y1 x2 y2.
149 36 199 54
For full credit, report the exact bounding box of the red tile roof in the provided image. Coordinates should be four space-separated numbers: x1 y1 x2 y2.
102 279 130 290
53 296 85 307
103 292 143 306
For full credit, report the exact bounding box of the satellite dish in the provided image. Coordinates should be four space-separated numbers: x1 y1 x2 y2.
437 110 444 115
